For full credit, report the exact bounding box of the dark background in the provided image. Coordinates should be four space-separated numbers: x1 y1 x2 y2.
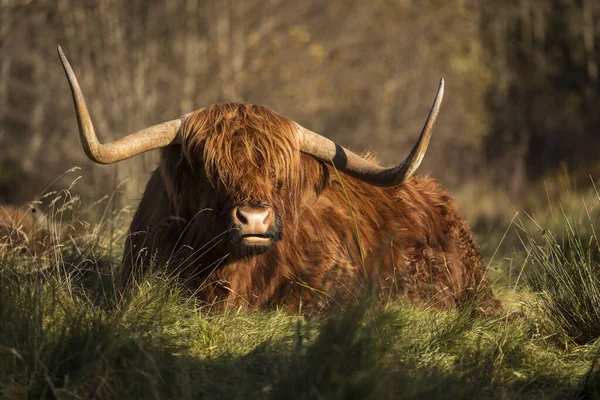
2 0 599 226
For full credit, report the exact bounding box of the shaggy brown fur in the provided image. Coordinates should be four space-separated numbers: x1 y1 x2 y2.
122 103 502 314
0 204 49 255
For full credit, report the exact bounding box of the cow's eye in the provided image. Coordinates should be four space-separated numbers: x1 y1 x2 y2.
248 200 267 208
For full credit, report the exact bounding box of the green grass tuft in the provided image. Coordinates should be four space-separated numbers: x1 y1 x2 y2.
518 186 600 347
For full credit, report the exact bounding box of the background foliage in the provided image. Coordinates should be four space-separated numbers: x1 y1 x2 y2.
2 0 599 216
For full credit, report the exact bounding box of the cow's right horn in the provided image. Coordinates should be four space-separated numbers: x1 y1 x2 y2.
297 78 444 187
58 45 182 164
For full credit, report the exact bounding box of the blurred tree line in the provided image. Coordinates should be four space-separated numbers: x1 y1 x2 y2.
0 0 599 208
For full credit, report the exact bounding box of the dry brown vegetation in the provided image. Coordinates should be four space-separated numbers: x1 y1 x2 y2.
2 1 599 224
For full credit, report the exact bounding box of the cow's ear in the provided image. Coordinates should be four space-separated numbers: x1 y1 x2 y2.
160 145 192 215
315 161 330 196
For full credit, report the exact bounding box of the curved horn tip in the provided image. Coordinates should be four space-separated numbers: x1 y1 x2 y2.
57 45 70 68
431 78 445 111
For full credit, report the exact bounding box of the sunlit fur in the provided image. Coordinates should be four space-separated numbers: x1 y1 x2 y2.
122 103 502 314
0 204 49 255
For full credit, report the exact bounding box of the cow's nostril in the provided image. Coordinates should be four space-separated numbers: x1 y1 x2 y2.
236 207 248 224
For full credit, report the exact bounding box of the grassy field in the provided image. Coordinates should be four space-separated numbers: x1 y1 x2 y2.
2 185 600 399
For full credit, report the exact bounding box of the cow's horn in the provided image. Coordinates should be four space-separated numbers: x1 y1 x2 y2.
58 45 181 164
297 78 444 187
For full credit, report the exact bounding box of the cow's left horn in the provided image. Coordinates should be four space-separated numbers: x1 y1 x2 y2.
297 78 444 187
58 45 182 164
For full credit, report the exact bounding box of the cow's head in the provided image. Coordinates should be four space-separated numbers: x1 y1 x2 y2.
58 46 444 258
160 103 330 257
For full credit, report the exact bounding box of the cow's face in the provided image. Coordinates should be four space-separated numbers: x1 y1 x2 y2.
161 104 328 258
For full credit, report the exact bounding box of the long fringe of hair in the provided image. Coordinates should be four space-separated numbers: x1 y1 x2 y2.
177 103 315 221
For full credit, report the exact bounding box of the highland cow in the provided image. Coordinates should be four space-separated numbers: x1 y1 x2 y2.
58 46 502 313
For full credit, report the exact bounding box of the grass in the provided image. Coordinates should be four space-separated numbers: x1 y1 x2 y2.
513 182 600 347
2 183 600 399
1 260 594 400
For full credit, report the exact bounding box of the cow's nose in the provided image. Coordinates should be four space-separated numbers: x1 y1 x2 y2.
232 206 274 235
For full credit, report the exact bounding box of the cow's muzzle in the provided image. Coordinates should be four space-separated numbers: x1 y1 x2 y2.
231 205 276 245
228 204 282 257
